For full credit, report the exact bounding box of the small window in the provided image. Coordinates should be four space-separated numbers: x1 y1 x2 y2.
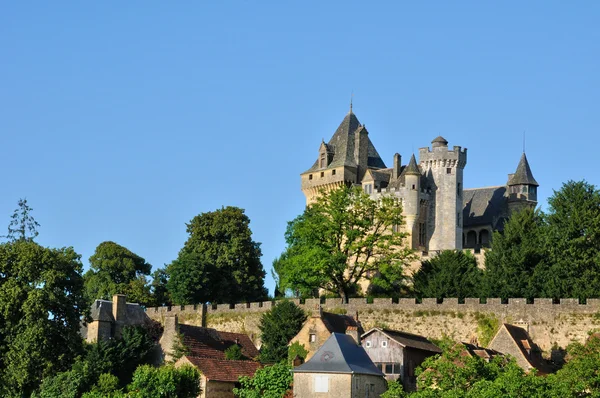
385 364 393 374
365 341 372 348
375 363 383 371
447 168 452 174
381 340 388 348
314 375 329 392
364 184 373 194
320 171 324 178
411 184 416 190
309 334 316 343
393 363 402 374
320 154 326 168
332 169 336 176
309 174 313 180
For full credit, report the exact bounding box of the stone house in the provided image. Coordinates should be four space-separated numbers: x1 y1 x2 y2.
163 315 261 398
293 333 387 398
289 307 363 360
81 294 152 342
361 328 441 391
487 323 551 374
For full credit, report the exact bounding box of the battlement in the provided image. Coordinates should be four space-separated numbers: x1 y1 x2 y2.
419 145 468 170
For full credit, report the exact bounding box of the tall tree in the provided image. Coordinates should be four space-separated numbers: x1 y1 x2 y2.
543 180 600 299
167 206 267 305
83 241 153 305
0 241 88 396
4 198 40 242
275 185 414 303
259 300 307 363
413 250 482 300
482 207 548 300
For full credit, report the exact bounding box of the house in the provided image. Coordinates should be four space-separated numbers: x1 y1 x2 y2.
290 306 363 360
361 328 441 391
460 342 501 362
293 333 387 398
81 294 152 342
163 315 261 398
487 323 552 374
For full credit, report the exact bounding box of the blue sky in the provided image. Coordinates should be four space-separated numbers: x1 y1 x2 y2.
1 2 599 297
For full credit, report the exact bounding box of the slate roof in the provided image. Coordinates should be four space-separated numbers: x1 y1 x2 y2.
293 333 384 376
462 186 508 229
432 136 448 145
179 324 259 360
81 298 151 340
321 312 364 335
181 356 261 382
508 153 538 186
304 111 386 173
362 328 441 353
404 154 421 176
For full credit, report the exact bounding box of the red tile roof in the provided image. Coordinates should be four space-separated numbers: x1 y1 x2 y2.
179 324 259 360
183 356 261 382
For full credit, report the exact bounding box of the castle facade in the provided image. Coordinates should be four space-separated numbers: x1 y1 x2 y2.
300 108 539 253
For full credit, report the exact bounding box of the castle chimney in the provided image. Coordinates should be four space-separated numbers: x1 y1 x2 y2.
112 294 127 324
392 153 401 179
346 326 360 345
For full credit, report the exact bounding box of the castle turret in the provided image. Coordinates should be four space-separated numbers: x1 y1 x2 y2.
404 154 421 247
507 153 538 214
419 137 467 251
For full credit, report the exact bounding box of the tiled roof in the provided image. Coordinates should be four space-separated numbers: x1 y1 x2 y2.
508 153 538 186
179 324 259 360
182 356 261 382
462 186 508 229
362 328 441 353
293 333 384 376
321 312 364 335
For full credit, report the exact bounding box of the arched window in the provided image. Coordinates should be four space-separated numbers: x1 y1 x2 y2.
480 230 490 247
466 231 477 248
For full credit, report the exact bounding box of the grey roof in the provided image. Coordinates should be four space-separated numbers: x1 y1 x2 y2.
88 299 150 324
362 328 441 353
508 153 538 186
462 186 508 229
432 136 448 145
304 111 386 173
404 154 421 176
293 333 384 377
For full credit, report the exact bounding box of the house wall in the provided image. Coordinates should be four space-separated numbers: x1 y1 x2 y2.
205 380 237 398
289 317 332 360
487 328 532 371
351 374 387 398
362 331 404 380
86 320 112 343
293 373 351 398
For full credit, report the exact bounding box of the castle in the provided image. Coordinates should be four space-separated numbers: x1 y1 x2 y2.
300 106 539 253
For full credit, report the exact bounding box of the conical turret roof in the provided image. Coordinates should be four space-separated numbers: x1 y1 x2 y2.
508 153 538 186
405 154 421 176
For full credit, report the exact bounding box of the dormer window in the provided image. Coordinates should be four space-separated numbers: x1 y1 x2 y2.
320 153 326 168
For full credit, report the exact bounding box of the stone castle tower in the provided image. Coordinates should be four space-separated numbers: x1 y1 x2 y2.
301 108 537 253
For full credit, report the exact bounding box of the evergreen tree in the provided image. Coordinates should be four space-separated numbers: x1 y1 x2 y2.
259 300 307 363
4 198 40 242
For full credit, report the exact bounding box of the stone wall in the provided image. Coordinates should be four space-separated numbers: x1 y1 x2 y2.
146 298 600 352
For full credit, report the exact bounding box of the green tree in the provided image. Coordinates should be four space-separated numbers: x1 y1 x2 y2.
126 364 200 398
4 198 40 242
233 363 293 398
413 250 482 300
225 344 245 360
0 240 88 397
167 206 268 305
287 341 308 365
259 300 307 363
543 180 600 300
150 268 172 306
83 241 153 305
275 185 414 303
482 207 548 300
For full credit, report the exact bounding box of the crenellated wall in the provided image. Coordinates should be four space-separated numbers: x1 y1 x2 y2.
146 298 600 352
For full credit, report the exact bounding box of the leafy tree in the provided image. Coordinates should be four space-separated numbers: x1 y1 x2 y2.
381 380 408 398
259 300 307 363
126 364 201 398
482 207 548 300
150 268 172 306
413 250 482 300
170 331 190 363
275 185 414 303
287 341 308 365
543 180 600 300
4 198 40 242
83 241 153 305
225 344 245 360
0 240 88 396
233 363 293 398
167 206 268 304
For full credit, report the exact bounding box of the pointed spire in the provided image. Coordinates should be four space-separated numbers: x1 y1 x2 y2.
405 154 421 175
349 92 354 114
508 153 538 186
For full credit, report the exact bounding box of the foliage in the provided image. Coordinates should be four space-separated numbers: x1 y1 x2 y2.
233 362 292 398
225 343 244 360
287 341 308 365
482 207 547 300
413 250 482 299
275 185 414 303
167 206 268 304
150 268 172 306
83 241 153 306
126 364 201 398
0 240 88 397
381 380 408 398
170 331 190 363
475 313 500 347
259 300 307 363
4 198 40 242
543 180 600 300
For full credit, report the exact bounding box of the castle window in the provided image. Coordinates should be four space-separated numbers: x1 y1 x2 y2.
412 184 416 190
332 169 336 176
419 223 426 245
320 171 324 178
320 154 326 168
309 174 313 180
522 186 527 193
447 168 452 174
